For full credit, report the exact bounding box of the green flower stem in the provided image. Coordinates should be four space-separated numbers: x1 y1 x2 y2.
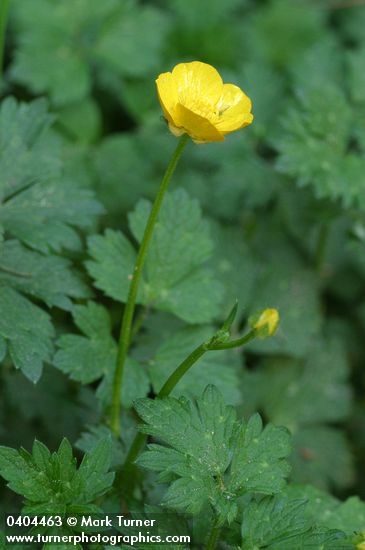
0 0 10 86
123 328 257 469
205 520 221 550
158 342 207 397
110 134 189 437
124 342 207 467
208 329 257 350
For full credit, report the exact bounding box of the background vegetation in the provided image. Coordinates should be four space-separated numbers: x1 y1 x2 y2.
1 0 365 546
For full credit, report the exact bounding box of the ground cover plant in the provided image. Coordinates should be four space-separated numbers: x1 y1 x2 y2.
0 0 365 548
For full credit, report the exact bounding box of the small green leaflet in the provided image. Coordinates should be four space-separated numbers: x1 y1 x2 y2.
0 240 90 310
54 302 150 407
324 496 365 538
0 97 59 200
1 179 103 253
86 229 136 303
0 438 114 515
240 495 351 549
229 415 291 497
86 189 223 323
0 285 53 382
76 424 128 470
135 385 291 523
274 84 365 211
283 485 365 543
54 302 116 384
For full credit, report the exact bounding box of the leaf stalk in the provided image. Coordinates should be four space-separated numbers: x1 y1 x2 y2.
205 520 221 550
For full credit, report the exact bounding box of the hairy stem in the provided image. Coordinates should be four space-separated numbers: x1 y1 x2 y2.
109 134 189 437
205 520 221 550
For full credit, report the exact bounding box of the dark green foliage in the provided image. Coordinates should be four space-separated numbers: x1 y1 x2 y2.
283 485 365 542
10 0 170 106
54 302 150 407
0 97 103 381
240 495 352 549
54 302 116 384
0 438 114 514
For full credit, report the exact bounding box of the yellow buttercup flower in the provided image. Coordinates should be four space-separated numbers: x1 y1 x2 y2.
156 61 253 143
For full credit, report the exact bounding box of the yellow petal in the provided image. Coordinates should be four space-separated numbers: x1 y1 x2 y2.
172 61 223 111
155 61 254 142
252 308 280 337
215 83 254 133
155 72 179 126
175 103 224 143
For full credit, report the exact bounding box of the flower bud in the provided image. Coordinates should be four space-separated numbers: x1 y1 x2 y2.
250 308 280 338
